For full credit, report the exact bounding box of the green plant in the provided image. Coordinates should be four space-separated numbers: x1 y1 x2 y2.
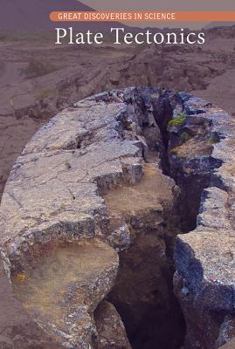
168 113 186 127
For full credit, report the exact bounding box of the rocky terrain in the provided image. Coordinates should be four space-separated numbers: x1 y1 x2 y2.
0 25 235 200
0 87 234 348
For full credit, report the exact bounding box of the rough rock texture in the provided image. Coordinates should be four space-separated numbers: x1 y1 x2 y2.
0 87 234 348
170 96 235 348
105 163 185 349
216 317 235 348
0 87 180 348
12 239 119 349
95 300 132 349
1 26 235 201
0 91 143 348
0 259 61 349
219 338 235 349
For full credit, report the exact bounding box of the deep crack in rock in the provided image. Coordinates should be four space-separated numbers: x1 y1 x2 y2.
0 87 234 349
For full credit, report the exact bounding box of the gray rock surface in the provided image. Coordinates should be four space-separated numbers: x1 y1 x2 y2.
0 87 235 348
0 87 168 348
171 96 235 348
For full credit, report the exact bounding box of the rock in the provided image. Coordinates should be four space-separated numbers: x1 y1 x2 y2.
1 28 235 202
1 87 179 348
0 88 150 348
173 96 235 348
105 163 185 348
95 301 131 349
12 239 119 349
197 187 231 230
0 259 60 349
0 87 234 348
219 338 235 349
216 316 235 348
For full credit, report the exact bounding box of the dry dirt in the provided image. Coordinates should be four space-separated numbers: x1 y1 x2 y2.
12 239 117 331
104 164 173 215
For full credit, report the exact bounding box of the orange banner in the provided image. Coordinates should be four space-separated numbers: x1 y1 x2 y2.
49 11 235 22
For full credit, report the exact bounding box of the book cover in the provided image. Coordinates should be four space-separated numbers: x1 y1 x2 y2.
0 1 234 349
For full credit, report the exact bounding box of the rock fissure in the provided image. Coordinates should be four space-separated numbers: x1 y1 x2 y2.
0 87 234 349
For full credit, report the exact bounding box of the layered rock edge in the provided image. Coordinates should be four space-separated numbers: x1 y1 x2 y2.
0 87 234 348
